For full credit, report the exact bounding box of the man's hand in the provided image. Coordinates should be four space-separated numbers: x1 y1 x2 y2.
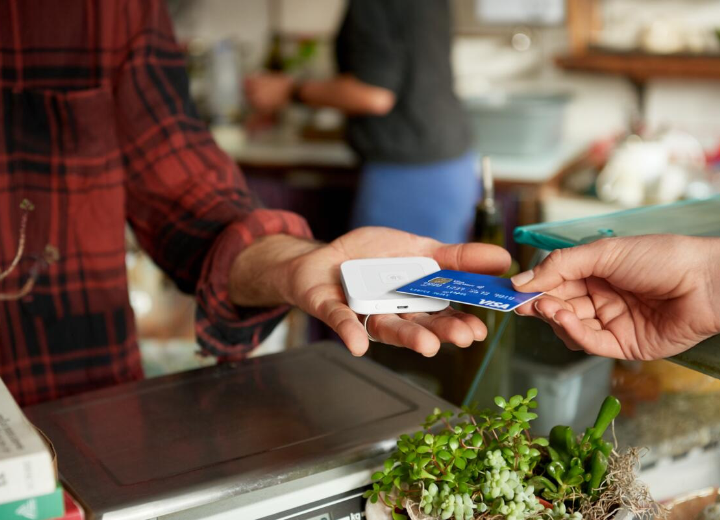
230 227 511 357
244 73 294 114
245 73 396 116
512 235 720 360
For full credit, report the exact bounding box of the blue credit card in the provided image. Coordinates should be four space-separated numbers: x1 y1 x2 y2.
395 269 543 312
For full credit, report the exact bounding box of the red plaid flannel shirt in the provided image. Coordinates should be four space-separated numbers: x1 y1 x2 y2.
0 0 311 406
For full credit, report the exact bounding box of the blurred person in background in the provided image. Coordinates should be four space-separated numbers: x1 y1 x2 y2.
512 235 720 361
0 0 508 406
245 0 477 244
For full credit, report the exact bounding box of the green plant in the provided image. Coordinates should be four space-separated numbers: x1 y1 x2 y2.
531 396 620 503
363 391 623 520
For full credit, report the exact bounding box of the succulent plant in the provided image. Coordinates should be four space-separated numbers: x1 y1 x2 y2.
364 390 624 520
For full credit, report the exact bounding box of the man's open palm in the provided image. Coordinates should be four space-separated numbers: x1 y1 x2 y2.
287 227 511 356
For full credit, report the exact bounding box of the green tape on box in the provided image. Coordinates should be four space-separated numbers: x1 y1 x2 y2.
0 484 64 520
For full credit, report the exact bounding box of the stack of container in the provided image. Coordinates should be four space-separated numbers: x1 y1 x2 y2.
0 379 83 520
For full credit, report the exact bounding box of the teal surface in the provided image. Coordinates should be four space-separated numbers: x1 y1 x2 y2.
514 196 720 251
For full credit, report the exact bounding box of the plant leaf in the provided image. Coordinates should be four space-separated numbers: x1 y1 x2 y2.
419 469 437 480
437 450 452 461
513 411 538 422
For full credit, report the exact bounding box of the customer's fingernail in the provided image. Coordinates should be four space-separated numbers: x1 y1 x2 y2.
533 300 545 317
511 270 535 287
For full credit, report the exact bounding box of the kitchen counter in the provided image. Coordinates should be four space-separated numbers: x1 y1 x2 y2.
212 124 591 185
211 125 357 170
492 139 592 185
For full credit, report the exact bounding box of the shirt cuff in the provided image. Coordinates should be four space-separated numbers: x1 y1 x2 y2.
195 208 312 357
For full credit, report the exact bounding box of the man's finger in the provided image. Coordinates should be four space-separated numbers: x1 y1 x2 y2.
434 243 511 276
450 310 488 341
402 309 478 347
318 300 369 356
368 314 442 356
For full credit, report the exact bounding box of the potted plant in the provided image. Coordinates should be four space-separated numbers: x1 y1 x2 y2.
365 389 665 520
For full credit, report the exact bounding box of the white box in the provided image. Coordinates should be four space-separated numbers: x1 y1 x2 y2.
0 379 56 503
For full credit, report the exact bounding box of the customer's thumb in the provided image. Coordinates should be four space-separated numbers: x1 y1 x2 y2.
511 245 599 293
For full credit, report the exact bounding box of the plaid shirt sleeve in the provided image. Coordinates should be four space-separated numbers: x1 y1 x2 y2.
115 1 312 355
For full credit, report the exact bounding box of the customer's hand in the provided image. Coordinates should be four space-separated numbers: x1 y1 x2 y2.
231 227 511 357
512 235 720 360
244 73 294 114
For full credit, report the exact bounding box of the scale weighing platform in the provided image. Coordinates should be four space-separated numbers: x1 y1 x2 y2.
26 342 452 520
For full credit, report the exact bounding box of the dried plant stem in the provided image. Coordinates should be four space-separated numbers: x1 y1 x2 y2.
577 448 668 520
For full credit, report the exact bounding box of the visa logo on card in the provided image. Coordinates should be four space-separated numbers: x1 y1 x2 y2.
395 269 543 312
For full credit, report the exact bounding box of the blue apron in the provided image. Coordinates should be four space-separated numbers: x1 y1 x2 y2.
351 151 480 243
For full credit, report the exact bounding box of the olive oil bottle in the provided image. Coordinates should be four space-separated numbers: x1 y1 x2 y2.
473 156 504 247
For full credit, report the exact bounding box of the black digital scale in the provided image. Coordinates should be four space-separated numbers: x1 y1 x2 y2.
26 342 452 520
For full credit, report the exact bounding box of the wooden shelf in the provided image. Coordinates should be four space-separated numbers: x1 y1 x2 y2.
556 51 720 83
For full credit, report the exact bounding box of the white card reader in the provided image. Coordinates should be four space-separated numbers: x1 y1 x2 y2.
340 257 449 315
